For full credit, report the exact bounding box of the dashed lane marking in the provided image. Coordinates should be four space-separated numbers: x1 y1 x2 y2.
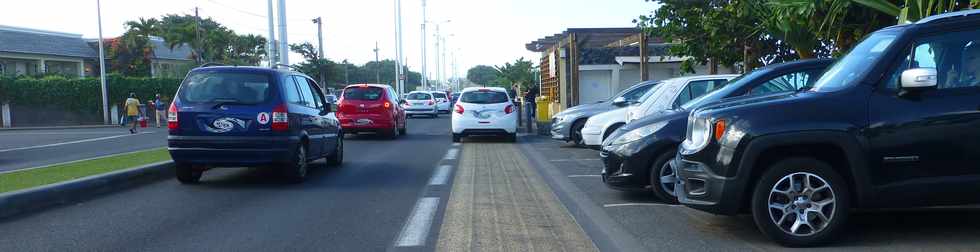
428 165 453 185
394 197 441 247
443 148 459 160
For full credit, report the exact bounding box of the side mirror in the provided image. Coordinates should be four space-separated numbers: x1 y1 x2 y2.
901 68 938 91
320 103 333 115
399 99 408 104
611 97 629 107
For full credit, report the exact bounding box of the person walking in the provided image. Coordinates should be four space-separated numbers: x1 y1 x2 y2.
152 94 167 128
125 93 141 134
523 85 538 119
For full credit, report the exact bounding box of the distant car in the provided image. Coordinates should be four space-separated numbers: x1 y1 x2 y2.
430 91 451 113
167 66 343 184
451 92 461 105
403 91 439 118
451 87 517 142
600 59 833 204
550 80 658 146
336 84 407 138
324 94 338 104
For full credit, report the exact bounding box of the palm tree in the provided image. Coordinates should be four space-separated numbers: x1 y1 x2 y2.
852 0 977 23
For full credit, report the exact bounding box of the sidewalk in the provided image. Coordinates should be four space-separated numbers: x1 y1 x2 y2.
436 142 597 252
0 124 118 131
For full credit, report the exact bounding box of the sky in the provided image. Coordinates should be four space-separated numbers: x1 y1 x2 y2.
0 0 654 79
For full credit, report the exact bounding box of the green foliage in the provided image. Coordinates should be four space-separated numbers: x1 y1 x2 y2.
0 75 180 113
466 65 500 86
287 43 423 91
494 58 536 89
851 0 977 23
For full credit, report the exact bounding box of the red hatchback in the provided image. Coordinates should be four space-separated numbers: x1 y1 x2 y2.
336 84 407 138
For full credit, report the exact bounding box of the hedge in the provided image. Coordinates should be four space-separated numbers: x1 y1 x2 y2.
0 74 182 113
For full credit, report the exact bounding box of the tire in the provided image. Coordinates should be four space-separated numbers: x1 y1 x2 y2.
284 145 309 183
399 119 408 135
175 162 202 184
385 122 399 139
570 119 586 147
452 133 461 143
648 150 679 204
507 133 517 142
327 134 344 166
751 157 850 247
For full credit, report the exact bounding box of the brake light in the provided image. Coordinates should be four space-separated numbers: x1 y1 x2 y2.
272 104 289 131
713 119 727 141
167 101 178 130
504 104 514 114
428 100 434 106
384 101 391 109
455 104 464 114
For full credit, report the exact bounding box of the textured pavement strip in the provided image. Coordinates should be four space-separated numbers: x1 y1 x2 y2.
436 143 597 252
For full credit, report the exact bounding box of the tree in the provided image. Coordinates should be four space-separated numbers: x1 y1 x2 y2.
494 58 536 89
466 65 500 86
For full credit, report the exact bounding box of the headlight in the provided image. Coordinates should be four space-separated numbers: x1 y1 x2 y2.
611 121 668 145
681 114 711 153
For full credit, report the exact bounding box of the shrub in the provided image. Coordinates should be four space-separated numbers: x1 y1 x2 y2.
0 74 181 113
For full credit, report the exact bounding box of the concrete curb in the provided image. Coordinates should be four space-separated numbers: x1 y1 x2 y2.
0 125 120 131
0 161 175 219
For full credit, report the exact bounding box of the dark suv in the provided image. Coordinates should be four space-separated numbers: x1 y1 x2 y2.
676 10 980 246
168 66 343 184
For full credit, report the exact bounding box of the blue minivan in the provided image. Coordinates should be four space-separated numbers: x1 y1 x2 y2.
167 66 343 184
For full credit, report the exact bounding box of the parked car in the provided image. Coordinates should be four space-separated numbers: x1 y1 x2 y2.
336 84 407 138
581 75 736 147
429 91 451 113
675 10 980 247
167 66 343 184
550 80 658 146
451 87 517 142
600 59 833 203
403 91 439 118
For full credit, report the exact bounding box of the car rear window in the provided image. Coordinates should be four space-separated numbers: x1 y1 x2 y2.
406 93 432 100
178 72 271 104
343 86 384 101
432 93 447 99
460 90 509 104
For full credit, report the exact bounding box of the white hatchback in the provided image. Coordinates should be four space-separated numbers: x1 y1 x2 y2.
451 87 517 142
403 91 439 118
429 91 452 113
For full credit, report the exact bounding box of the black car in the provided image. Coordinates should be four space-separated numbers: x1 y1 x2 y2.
600 59 833 203
675 10 980 246
168 66 343 184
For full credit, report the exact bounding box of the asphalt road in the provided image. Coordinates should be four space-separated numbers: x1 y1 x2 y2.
0 126 166 172
0 116 456 251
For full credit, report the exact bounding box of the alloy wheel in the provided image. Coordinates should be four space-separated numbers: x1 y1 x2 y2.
767 172 836 237
659 161 677 197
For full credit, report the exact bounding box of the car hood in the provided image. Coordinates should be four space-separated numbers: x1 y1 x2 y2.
696 90 802 114
619 109 687 132
585 107 628 129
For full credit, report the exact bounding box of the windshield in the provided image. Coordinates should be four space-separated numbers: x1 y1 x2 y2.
432 93 447 99
635 83 664 103
461 90 509 104
812 31 898 92
343 86 384 101
406 93 432 100
178 72 271 104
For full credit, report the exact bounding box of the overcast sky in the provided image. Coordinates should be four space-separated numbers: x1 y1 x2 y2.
1 0 653 78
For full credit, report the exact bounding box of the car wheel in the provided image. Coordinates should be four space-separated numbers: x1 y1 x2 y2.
570 119 586 147
175 162 202 184
327 134 344 166
648 150 679 204
508 133 517 142
399 119 408 135
285 145 309 183
751 157 850 247
452 133 461 143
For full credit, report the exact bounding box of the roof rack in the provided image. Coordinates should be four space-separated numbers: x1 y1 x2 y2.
916 9 980 24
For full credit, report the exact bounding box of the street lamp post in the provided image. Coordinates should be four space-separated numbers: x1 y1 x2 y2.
312 17 326 87
420 0 427 91
96 0 109 124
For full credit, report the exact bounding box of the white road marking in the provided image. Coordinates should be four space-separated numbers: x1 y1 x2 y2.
603 203 680 208
443 148 459 160
0 132 152 153
0 131 139 136
428 165 453 185
394 197 441 247
452 143 461 147
549 158 600 162
567 175 601 178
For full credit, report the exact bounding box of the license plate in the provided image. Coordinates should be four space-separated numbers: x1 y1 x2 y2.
413 102 422 105
355 119 372 125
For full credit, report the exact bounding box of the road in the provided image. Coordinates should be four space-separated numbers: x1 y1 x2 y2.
0 117 457 251
0 127 166 172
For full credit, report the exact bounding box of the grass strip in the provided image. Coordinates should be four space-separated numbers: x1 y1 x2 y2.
0 148 172 193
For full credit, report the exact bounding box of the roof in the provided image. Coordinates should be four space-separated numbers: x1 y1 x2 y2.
580 45 671 65
344 84 392 89
148 37 194 61
526 28 643 52
461 87 507 92
0 25 97 58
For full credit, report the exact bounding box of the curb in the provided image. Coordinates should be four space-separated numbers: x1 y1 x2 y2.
0 161 175 219
0 125 120 131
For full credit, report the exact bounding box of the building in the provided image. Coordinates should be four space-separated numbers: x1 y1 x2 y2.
526 28 735 116
0 25 96 77
145 36 195 78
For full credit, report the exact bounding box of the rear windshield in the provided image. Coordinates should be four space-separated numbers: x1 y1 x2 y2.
460 90 509 104
432 93 447 99
406 92 432 100
178 72 271 104
343 86 384 101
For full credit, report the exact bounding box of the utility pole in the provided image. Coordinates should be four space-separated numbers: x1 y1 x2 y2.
277 0 289 66
267 0 276 67
420 0 427 91
343 60 349 85
441 35 447 85
434 25 440 88
195 7 203 63
313 17 325 86
373 42 381 83
394 0 405 95
96 0 109 124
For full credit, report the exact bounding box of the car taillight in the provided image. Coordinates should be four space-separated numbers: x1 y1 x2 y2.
455 104 464 114
504 104 514 114
272 104 289 131
428 100 435 106
167 101 178 131
384 101 391 109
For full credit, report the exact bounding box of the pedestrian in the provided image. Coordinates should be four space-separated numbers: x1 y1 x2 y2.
153 94 167 128
523 85 538 119
125 93 141 134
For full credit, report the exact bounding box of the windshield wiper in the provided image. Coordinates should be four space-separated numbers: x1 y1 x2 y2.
210 98 247 109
